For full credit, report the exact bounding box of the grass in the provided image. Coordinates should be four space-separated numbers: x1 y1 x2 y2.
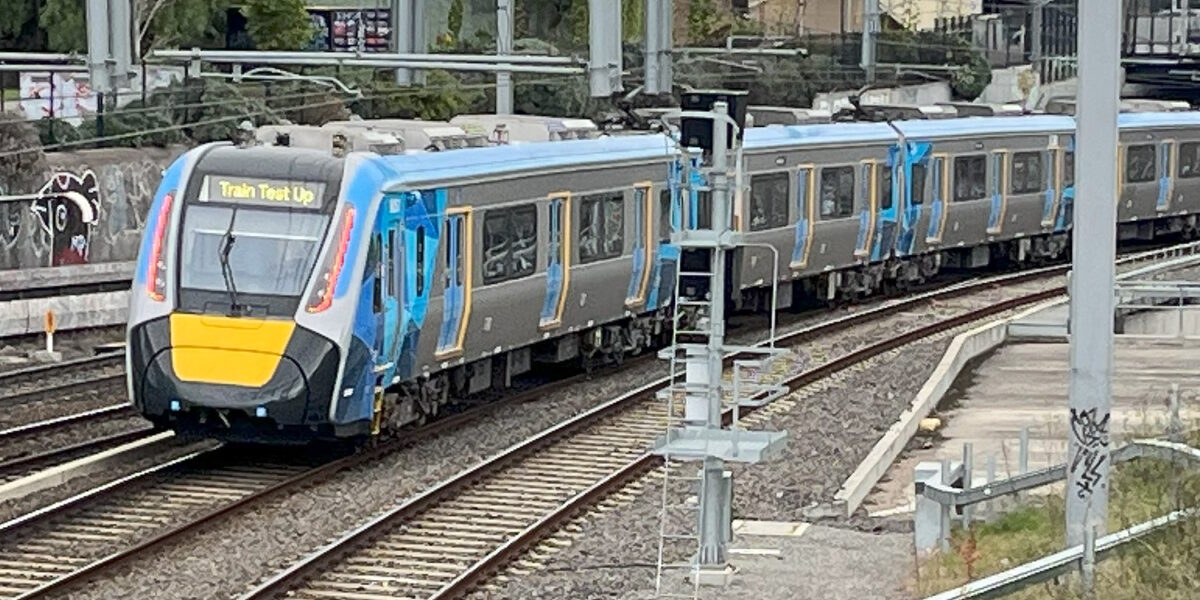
913 429 1200 599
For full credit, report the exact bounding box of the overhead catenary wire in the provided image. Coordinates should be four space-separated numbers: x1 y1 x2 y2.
0 74 581 161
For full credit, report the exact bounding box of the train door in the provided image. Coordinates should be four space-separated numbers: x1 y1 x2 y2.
872 150 900 261
901 142 932 256
647 185 681 310
626 183 654 308
435 208 472 359
791 165 815 269
1042 145 1060 229
1056 138 1075 232
1158 139 1175 213
541 193 570 329
926 154 949 244
377 194 405 374
854 159 878 260
988 150 1009 236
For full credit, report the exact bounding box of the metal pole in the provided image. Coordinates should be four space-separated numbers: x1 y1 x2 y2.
588 0 623 97
862 0 878 83
1066 0 1118 548
496 0 513 115
645 0 661 94
1031 0 1044 67
393 0 414 85
412 0 427 85
85 0 112 93
698 100 731 569
1081 524 1097 600
110 0 134 86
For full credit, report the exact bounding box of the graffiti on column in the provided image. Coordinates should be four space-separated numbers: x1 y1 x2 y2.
1069 407 1111 499
32 170 102 266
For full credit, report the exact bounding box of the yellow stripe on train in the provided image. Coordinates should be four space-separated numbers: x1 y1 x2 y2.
168 313 294 387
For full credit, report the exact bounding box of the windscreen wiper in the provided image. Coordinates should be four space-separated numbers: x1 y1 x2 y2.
218 205 246 316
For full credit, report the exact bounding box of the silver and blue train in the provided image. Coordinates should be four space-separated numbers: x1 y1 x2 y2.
125 106 1200 443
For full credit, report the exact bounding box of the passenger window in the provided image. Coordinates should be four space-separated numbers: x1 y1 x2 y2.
387 229 401 298
482 211 510 284
749 172 790 231
1126 144 1156 183
509 206 537 279
1064 151 1075 187
911 163 927 205
1179 142 1200 179
695 190 713 229
819 166 855 219
579 192 625 263
659 189 672 244
481 206 538 285
878 165 893 210
953 155 987 202
415 226 425 296
454 217 465 285
1011 151 1044 194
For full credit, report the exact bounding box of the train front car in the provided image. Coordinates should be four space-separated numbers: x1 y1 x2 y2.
126 143 381 443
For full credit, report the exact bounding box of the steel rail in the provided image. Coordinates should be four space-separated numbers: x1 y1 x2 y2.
241 265 1085 600
7 360 618 600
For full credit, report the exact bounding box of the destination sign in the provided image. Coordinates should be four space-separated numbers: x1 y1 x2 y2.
203 176 327 209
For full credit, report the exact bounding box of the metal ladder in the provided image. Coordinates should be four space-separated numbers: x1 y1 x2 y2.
653 257 717 599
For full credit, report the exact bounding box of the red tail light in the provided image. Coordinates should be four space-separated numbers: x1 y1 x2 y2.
146 192 174 302
307 206 355 313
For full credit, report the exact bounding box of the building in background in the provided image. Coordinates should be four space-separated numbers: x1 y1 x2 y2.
740 0 982 34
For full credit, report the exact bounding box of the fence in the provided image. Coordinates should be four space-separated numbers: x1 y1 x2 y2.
934 2 1079 84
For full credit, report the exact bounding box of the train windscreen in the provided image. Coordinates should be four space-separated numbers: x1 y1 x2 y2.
177 175 335 317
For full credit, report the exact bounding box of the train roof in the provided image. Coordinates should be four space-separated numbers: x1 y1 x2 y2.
373 133 677 190
743 111 1200 150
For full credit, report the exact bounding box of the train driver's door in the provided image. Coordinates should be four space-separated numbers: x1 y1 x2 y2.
377 194 405 373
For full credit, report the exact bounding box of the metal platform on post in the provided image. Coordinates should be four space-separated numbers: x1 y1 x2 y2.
650 91 788 599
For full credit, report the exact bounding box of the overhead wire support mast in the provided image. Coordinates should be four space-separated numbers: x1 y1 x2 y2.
651 92 788 597
1066 0 1119 550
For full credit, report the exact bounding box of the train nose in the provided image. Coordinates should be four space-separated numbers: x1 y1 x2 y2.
130 313 344 436
168 313 295 388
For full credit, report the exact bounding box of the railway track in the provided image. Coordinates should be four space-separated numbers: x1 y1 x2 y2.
0 352 125 410
238 242 1200 600
0 243 1189 600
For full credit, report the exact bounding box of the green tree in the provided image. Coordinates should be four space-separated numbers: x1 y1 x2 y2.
135 0 227 56
244 0 314 51
0 0 40 51
622 0 643 41
687 0 721 44
446 0 464 42
39 0 88 53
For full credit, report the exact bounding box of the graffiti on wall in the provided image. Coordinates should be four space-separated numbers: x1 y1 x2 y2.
0 150 176 271
32 171 102 266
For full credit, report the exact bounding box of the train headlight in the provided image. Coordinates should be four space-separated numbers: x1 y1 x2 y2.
147 191 175 302
307 206 356 313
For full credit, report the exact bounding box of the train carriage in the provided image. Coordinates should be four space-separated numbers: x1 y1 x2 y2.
127 104 1200 444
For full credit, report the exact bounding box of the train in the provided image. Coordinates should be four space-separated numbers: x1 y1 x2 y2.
126 101 1200 444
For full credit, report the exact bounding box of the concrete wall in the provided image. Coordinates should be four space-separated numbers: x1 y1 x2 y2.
0 146 185 272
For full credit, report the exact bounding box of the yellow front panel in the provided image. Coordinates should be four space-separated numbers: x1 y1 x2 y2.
169 313 295 387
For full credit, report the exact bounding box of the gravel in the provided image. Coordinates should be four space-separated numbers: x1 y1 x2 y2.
0 437 208 524
0 379 130 430
10 274 1054 599
482 300 1039 600
0 326 124 373
0 413 151 465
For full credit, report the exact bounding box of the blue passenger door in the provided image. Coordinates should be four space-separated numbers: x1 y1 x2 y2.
1158 139 1175 213
541 193 570 329
926 154 949 244
791 165 815 269
900 142 931 256
854 160 877 260
872 150 900 261
377 194 405 380
626 184 653 308
436 209 472 359
988 151 1008 236
647 184 681 310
